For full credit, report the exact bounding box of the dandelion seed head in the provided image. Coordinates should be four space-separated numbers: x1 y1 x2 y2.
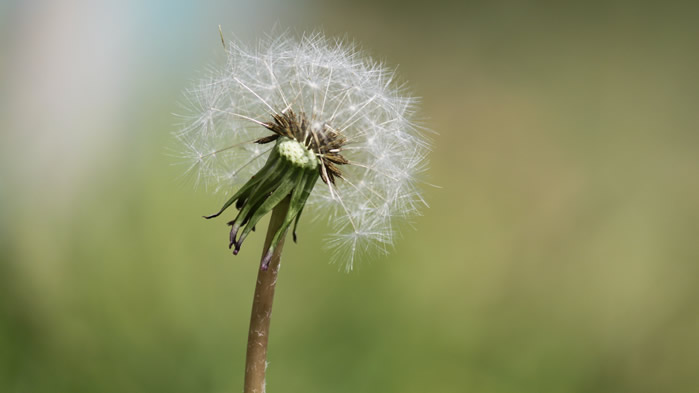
176 31 430 269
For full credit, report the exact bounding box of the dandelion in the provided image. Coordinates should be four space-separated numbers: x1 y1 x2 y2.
175 31 429 392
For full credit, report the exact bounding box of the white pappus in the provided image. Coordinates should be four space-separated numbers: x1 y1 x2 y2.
175 31 430 271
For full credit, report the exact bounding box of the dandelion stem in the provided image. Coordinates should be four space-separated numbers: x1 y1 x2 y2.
243 195 291 393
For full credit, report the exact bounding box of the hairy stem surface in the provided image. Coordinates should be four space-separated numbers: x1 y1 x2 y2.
243 196 291 393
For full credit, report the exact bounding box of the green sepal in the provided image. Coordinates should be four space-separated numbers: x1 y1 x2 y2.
292 172 320 242
234 166 303 253
203 146 281 219
229 156 287 228
261 169 318 268
204 137 321 264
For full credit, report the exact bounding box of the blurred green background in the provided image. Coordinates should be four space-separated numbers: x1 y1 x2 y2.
1 1 698 392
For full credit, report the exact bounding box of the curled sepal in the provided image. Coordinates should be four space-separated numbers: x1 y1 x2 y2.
203 137 319 264
203 151 281 219
233 167 301 254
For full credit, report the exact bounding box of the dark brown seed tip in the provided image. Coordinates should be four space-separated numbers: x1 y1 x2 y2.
228 224 239 249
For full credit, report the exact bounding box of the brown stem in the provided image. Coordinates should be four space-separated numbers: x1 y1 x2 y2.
243 195 291 393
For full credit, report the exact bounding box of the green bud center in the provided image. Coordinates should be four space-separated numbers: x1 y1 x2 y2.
277 138 318 169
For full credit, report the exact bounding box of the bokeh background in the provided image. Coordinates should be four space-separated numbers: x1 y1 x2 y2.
1 1 698 392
